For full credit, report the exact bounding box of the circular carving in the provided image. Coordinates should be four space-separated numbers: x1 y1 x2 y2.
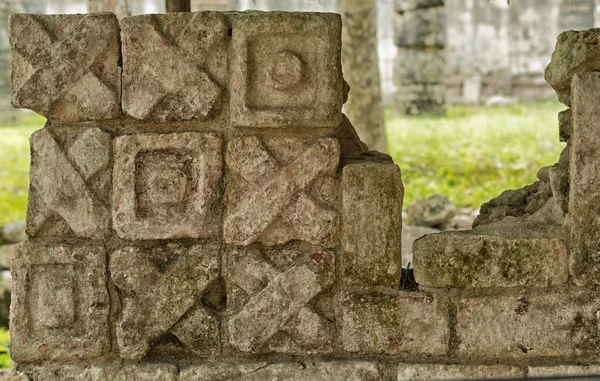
268 51 303 90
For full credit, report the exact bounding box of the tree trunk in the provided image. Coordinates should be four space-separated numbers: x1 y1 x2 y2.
88 0 131 19
340 0 387 153
166 0 190 12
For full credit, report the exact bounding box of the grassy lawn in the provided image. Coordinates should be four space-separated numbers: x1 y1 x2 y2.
387 100 566 209
0 113 44 226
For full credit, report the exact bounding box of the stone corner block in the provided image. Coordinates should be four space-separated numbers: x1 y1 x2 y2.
224 244 335 354
10 13 120 122
340 155 403 287
112 132 222 240
27 128 111 240
397 363 524 380
337 288 449 356
10 241 109 362
456 291 600 361
121 12 228 121
413 224 568 288
230 12 343 128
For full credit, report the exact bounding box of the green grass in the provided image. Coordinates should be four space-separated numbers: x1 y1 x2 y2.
386 100 566 208
0 113 44 226
0 327 11 369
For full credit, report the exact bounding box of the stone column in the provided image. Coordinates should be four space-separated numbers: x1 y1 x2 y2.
393 0 446 115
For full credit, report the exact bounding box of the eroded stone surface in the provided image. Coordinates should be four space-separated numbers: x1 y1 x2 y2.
456 291 600 360
9 13 120 121
397 364 524 380
230 12 343 127
27 129 110 240
406 194 454 228
545 29 600 106
0 369 29 381
181 361 384 381
341 154 403 286
569 73 600 286
121 13 227 121
413 223 568 288
24 364 178 381
113 132 222 240
337 289 449 356
394 7 445 48
110 244 219 360
224 244 335 354
528 365 600 377
224 137 340 247
11 241 109 362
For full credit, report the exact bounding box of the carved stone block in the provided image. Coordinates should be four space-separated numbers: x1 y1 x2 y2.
9 13 120 121
25 364 178 381
340 153 403 287
110 244 220 360
113 132 222 240
11 241 110 362
230 12 344 127
121 13 228 121
224 136 340 247
224 243 335 354
27 129 111 240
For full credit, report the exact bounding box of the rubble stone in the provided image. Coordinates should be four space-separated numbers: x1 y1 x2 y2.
337 289 449 356
394 7 445 49
545 29 600 106
121 13 227 121
340 153 403 286
25 364 178 380
413 223 568 288
230 12 344 128
0 220 25 244
397 364 524 380
406 194 455 228
0 370 29 381
9 13 120 121
456 291 600 360
11 241 109 362
559 108 572 142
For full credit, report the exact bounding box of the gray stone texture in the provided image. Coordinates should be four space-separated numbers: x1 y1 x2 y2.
394 7 445 49
9 13 120 121
528 365 600 377
0 370 28 381
394 0 444 13
112 132 222 240
224 244 335 354
0 220 25 244
230 12 344 128
395 48 445 85
397 364 524 380
121 13 227 121
24 364 178 381
456 291 600 361
337 289 449 356
570 72 600 286
413 223 568 288
406 194 455 228
340 153 403 287
110 244 219 360
545 29 600 106
394 83 446 116
11 241 109 362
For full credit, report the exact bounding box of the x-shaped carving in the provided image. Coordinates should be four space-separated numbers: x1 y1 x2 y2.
224 137 340 247
110 245 219 360
226 246 334 353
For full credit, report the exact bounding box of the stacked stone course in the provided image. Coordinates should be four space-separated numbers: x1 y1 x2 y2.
7 9 600 381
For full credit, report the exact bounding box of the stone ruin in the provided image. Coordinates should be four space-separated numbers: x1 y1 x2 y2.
5 8 600 381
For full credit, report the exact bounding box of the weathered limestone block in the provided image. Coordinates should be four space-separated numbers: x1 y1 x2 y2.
11 241 109 362
336 289 449 356
394 83 446 116
528 365 600 377
394 0 444 13
569 72 600 286
224 244 335 354
456 291 600 360
26 129 111 240
394 48 445 85
559 108 572 142
393 7 445 49
121 13 227 121
110 244 219 360
181 361 385 381
230 12 344 127
545 29 600 106
224 137 340 247
397 364 524 380
334 114 369 153
406 194 455 228
340 153 403 287
24 364 178 381
113 132 222 240
413 223 568 288
9 13 120 121
0 370 29 381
